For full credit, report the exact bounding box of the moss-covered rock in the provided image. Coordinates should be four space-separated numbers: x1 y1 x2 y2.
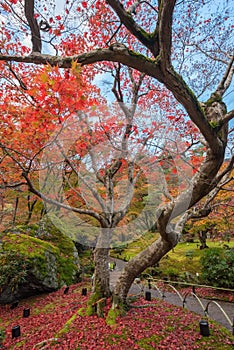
0 220 80 304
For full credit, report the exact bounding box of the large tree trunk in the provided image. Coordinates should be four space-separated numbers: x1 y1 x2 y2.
112 142 227 309
87 228 111 315
92 246 110 298
112 237 173 308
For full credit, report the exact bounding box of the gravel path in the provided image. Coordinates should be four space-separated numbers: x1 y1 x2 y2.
109 257 234 333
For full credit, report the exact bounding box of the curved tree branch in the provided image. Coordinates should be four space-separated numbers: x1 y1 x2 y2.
0 47 223 153
0 143 104 223
22 170 103 222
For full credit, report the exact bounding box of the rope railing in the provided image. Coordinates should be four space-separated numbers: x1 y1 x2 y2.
205 300 233 335
149 278 234 294
183 292 207 314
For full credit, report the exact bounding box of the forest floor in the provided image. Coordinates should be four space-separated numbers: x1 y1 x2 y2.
0 280 234 350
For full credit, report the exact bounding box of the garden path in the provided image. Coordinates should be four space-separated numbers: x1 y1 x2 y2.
109 257 234 333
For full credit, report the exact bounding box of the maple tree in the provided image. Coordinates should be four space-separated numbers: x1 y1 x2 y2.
0 0 233 313
0 58 99 226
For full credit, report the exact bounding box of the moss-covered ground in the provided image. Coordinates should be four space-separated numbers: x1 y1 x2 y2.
110 235 234 281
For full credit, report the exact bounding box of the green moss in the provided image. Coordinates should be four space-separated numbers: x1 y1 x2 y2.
2 231 79 289
39 302 57 314
209 120 220 129
86 305 94 316
3 233 59 257
13 339 27 347
128 49 157 64
14 223 39 233
56 313 78 336
113 240 234 281
137 334 162 348
106 330 127 345
206 93 223 107
194 331 234 350
125 13 152 41
35 216 77 256
77 307 86 316
106 307 122 326
0 329 5 342
107 293 129 322
85 286 103 316
110 231 159 260
2 233 58 282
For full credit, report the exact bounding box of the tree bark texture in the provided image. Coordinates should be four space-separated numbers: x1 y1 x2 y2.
92 228 111 299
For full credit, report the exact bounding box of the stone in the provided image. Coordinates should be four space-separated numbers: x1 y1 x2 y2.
0 220 80 304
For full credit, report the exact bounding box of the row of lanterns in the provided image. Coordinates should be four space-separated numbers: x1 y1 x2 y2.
12 288 88 339
11 308 30 338
11 287 210 339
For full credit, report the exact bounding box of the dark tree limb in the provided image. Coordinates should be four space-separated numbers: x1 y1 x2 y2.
106 0 155 50
158 0 176 67
24 0 42 53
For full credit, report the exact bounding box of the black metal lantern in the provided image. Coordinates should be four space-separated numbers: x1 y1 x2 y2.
148 279 152 289
145 291 151 301
82 287 87 296
12 325 21 338
199 320 210 336
23 308 30 318
64 286 69 295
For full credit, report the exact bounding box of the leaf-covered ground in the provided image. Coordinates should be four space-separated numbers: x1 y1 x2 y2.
0 282 233 349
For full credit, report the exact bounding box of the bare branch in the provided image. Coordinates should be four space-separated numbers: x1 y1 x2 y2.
112 64 124 102
220 109 234 126
190 43 228 65
7 63 28 90
55 140 107 213
0 142 103 222
216 54 234 97
0 181 27 189
21 170 103 222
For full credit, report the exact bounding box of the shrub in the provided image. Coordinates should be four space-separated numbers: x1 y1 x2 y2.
200 248 234 288
0 251 29 293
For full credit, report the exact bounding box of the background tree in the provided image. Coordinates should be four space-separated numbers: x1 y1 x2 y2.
184 164 234 247
0 0 233 310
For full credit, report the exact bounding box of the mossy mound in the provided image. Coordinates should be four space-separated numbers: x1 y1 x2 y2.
0 220 80 304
